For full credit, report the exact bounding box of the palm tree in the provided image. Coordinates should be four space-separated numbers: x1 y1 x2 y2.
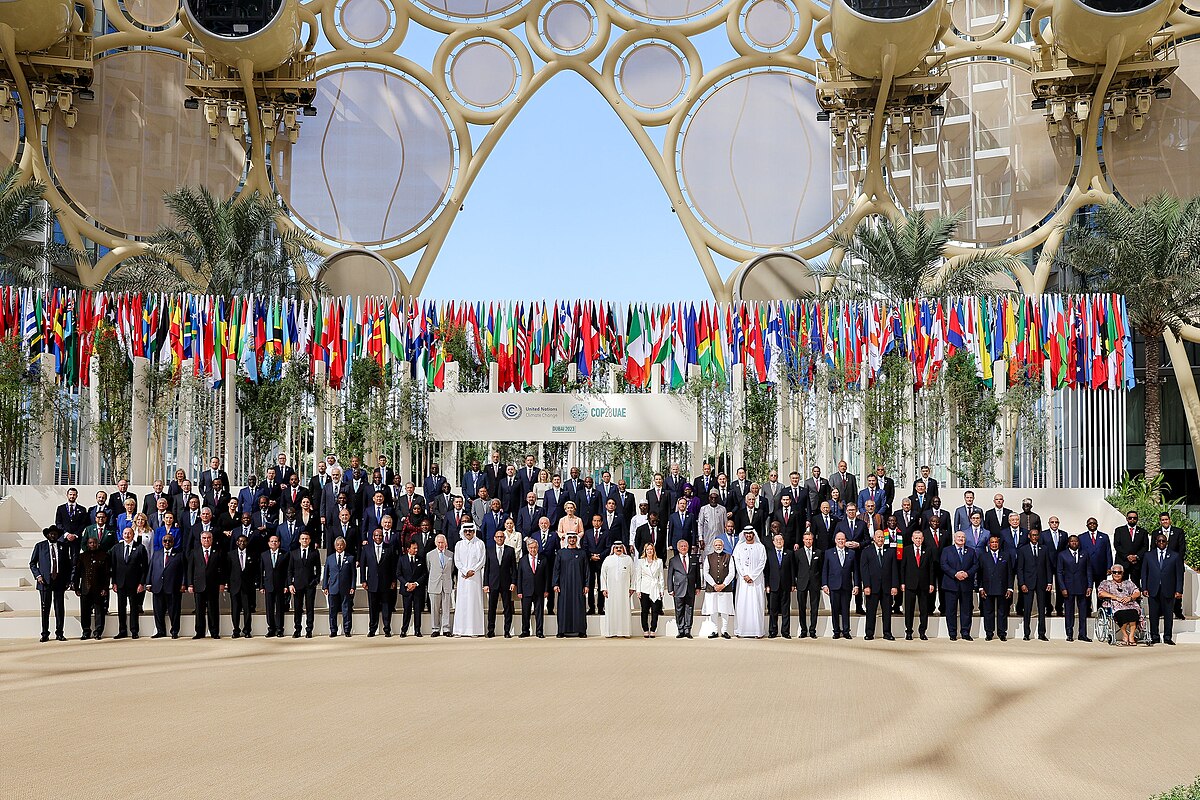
0 164 85 288
817 210 1020 299
1055 194 1200 481
102 186 321 297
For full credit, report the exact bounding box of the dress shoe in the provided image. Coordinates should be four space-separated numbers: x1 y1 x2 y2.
171 633 179 639
998 635 1006 641
152 633 166 639
883 634 895 641
192 634 205 640
305 632 313 638
536 633 545 638
131 634 139 640
767 633 777 639
919 633 928 641
485 632 494 638
231 631 241 639
708 632 718 639
1165 638 1176 645
519 633 530 638
831 632 841 640
430 631 440 638
864 635 874 641
577 633 587 638
344 632 352 637
948 635 957 641
80 633 91 641
39 634 49 642
1023 634 1031 641
292 631 301 638
961 634 972 641
844 634 854 640
556 633 565 638
781 634 790 639
721 633 731 639
1174 614 1185 621
329 632 338 637
505 633 513 638
905 633 913 641
809 631 818 639
1038 634 1049 641
985 634 994 641
384 631 393 638
114 632 128 640
1079 636 1092 642
368 631 376 638
1065 635 1073 642
211 635 220 639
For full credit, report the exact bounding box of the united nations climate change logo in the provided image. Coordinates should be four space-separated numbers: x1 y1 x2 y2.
569 403 588 422
501 403 523 420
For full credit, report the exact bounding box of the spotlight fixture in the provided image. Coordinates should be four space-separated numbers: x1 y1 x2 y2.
77 89 95 102
184 97 199 110
816 110 830 122
303 105 318 117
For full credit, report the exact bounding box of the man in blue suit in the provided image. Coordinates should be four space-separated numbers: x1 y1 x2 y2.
1079 517 1113 611
940 530 978 641
148 533 186 638
423 464 449 503
516 492 546 537
978 535 1013 641
461 459 487 501
543 475 567 529
323 536 357 637
516 455 540 500
237 474 265 516
952 491 982 538
481 498 512 542
29 525 72 642
667 497 697 550
359 528 395 637
1056 535 1092 642
583 515 611 615
821 531 858 639
596 471 620 510
1143 532 1185 645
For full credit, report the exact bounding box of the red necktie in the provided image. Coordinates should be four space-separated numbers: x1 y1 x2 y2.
915 551 921 566
532 557 537 573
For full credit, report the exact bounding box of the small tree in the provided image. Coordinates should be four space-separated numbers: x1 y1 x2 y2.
0 165 85 288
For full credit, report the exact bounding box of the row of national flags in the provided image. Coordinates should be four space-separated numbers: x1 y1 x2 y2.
0 289 1134 393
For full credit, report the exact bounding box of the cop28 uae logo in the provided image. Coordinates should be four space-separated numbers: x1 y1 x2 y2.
501 403 523 420
569 403 588 422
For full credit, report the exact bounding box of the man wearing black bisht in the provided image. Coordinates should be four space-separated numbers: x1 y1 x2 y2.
553 532 589 638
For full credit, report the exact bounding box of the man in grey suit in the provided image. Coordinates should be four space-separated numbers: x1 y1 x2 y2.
426 533 455 636
759 470 784 516
829 461 858 509
470 487 493 527
668 539 701 638
320 468 344 524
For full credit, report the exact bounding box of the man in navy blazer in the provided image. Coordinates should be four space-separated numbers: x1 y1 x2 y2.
859 529 899 641
977 535 1013 641
543 476 568 529
323 536 357 636
940 530 979 640
30 525 72 642
583 516 611 615
516 493 546 537
396 539 428 636
423 464 449 503
54 488 88 558
518 537 550 637
1079 517 1113 605
516 456 540 500
484 530 518 637
821 532 859 639
1016 529 1054 641
667 497 697 550
260 534 290 637
1143 532 1185 645
148 533 186 638
359 529 396 637
461 460 487 501
1056 535 1092 641
480 499 512 542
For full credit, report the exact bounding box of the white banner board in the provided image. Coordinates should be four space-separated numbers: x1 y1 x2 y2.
428 392 698 441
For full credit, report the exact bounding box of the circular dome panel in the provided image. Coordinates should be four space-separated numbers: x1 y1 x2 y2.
541 1 597 53
886 60 1075 245
414 0 528 20
677 70 837 250
319 249 404 297
124 0 181 28
48 50 245 237
741 0 801 52
949 0 1006 37
449 39 520 109
1106 41 1200 205
0 113 18 166
337 0 395 45
273 67 458 248
607 0 728 23
616 42 688 111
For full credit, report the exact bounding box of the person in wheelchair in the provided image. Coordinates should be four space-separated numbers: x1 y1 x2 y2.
1097 564 1145 646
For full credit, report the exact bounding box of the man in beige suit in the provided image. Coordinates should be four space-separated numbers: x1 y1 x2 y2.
426 533 455 636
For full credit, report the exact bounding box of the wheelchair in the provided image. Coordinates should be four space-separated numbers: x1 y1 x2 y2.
1094 598 1151 645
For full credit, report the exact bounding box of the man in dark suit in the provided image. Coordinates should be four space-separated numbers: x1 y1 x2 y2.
279 473 310 516
260 534 290 637
226 533 258 638
484 452 506 499
1112 511 1147 586
821 532 858 639
461 459 487 501
667 497 697 550
732 495 767 541
1143 532 1185 645
54 487 88 558
74 536 110 639
531 517 560 613
308 460 332 500
543 476 568 529
109 479 137 520
908 481 934 519
361 490 395 542
834 505 868 613
497 466 523 515
518 537 549 637
940 530 979 641
203 479 231 515
664 465 687 507
635 513 668 561
484 530 518 637
423 464 449 502
441 496 469 549
645 475 671 526
615 480 637 541
583 516 611 615
692 463 716 499
323 536 357 636
772 492 802 549
901 529 934 640
188 530 225 639
859 529 898 641
110 527 149 639
1016 528 1053 641
325 507 358 555
30 525 71 642
804 467 830 516
977 535 1013 641
1056 535 1092 642
288 532 320 638
237 475 265 517
516 492 546 537
1043 516 1071 615
872 465 896 513
199 457 230 497
921 495 951 535
668 538 702 638
924 513 951 615
1152 512 1188 620
763 533 795 639
393 483 425 521
148 533 185 638
810 502 836 551
914 465 938 499
600 498 624 543
793 531 822 638
480 498 511 543
360 528 396 637
983 493 1013 538
829 461 858 509
396 539 427 636
141 480 168 517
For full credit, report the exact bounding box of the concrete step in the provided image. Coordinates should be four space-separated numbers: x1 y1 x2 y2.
0 532 50 548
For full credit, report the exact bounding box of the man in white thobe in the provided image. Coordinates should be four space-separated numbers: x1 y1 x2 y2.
702 536 736 638
599 542 635 638
732 528 766 638
452 523 486 637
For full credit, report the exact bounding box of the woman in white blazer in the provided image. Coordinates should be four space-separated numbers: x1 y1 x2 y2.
636 543 666 638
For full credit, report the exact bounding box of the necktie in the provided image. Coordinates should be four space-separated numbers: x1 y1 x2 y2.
958 548 964 557
338 555 343 569
204 549 210 563
126 544 132 561
777 550 782 564
1074 551 1079 563
164 552 169 568
784 509 789 523
993 552 998 564
376 546 382 562
1160 550 1165 565
915 550 921 566
824 516 830 530
439 553 445 569
839 551 844 566
241 551 245 569
272 553 277 567
50 545 57 579
878 548 884 565
532 557 537 572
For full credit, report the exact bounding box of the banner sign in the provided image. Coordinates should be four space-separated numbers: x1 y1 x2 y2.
428 392 698 441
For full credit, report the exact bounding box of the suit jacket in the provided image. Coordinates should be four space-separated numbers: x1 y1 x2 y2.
758 482 784 515
907 493 933 518
361 504 396 538
496 476 523 515
274 465 297 488
280 485 311 514
203 488 231 514
227 547 259 594
188 547 225 591
668 552 702 597
108 491 137 519
308 472 334 500
821 548 857 591
110 541 149 591
763 547 795 593
914 477 939 498
29 539 72 590
1141 548 1185 598
324 522 360 555
1016 542 1054 592
1055 549 1091 595
582 528 611 559
939 546 978 592
691 473 716 499
953 504 982 535
644 487 671 522
833 518 868 550
983 507 1014 537
426 548 455 594
481 510 512 541
804 477 830 514
859 545 899 594
770 507 802 548
199 468 230 496
237 486 265 515
793 546 823 592
260 549 290 593
287 546 321 591
148 548 186 593
484 462 506 499
810 513 837 550
922 508 952 535
140 492 169 518
423 474 450 501
484 543 518 591
732 504 767 538
516 466 540 500
829 472 858 507
460 470 487 501
977 549 1013 596
1151 527 1188 561
322 552 357 594
55 502 88 536
543 487 568 528
518 552 549 597
396 551 429 595
857 487 888 518
900 545 934 593
516 504 547 536
394 492 425 520
667 510 697 548
574 487 600 523
359 544 396 591
634 523 668 561
1080 530 1114 583
173 493 200 520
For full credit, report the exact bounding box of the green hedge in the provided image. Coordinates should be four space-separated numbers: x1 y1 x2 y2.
1107 473 1200 570
1150 777 1200 800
